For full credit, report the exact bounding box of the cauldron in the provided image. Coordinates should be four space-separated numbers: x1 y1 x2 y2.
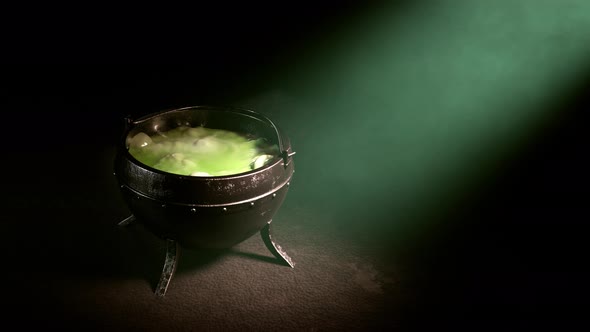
114 106 295 296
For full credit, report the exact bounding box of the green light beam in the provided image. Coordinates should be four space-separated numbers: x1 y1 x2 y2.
241 0 590 247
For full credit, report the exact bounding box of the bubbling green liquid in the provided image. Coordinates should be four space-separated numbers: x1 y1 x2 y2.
127 126 278 176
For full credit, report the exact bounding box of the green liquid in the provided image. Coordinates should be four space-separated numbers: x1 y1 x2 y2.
127 126 278 176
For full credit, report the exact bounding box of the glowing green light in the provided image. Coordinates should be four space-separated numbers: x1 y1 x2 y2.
128 127 278 176
242 0 590 245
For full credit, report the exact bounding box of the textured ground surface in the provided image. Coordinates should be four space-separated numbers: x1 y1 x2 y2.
4 147 402 331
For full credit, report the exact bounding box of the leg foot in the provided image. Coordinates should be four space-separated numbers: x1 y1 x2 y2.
118 215 136 227
155 239 180 297
260 220 295 268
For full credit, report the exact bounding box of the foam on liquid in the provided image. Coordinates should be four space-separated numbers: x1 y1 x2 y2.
127 126 278 176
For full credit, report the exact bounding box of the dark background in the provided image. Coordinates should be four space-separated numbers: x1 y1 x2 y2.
2 1 589 330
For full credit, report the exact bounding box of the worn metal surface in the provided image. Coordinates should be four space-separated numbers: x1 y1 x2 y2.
117 215 136 227
261 220 295 268
117 179 291 249
154 239 180 297
114 106 295 206
115 106 296 295
114 106 295 249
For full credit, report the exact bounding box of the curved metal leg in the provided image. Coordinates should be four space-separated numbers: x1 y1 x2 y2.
260 220 295 268
155 239 180 297
118 215 136 227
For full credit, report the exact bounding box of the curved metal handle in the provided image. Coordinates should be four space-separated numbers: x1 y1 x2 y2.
256 112 286 152
124 106 296 167
247 110 296 168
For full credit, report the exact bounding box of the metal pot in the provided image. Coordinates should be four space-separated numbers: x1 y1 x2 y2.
114 106 295 296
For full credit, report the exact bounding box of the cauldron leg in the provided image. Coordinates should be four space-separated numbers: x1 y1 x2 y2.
154 239 180 297
260 220 294 268
118 215 136 227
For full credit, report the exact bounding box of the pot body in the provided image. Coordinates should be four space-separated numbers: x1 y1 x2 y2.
114 106 294 248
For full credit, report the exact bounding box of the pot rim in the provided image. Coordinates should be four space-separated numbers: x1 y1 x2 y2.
120 105 292 180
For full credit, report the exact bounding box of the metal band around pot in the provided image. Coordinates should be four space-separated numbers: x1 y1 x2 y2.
119 175 292 208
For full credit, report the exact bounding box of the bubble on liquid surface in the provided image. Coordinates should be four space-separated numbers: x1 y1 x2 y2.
127 132 152 148
128 126 278 177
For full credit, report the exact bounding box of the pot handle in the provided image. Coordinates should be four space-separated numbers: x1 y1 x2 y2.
254 111 296 168
125 107 296 167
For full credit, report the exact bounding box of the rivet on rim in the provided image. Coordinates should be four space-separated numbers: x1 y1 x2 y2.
250 202 255 207
191 208 196 213
272 193 277 198
222 207 227 212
